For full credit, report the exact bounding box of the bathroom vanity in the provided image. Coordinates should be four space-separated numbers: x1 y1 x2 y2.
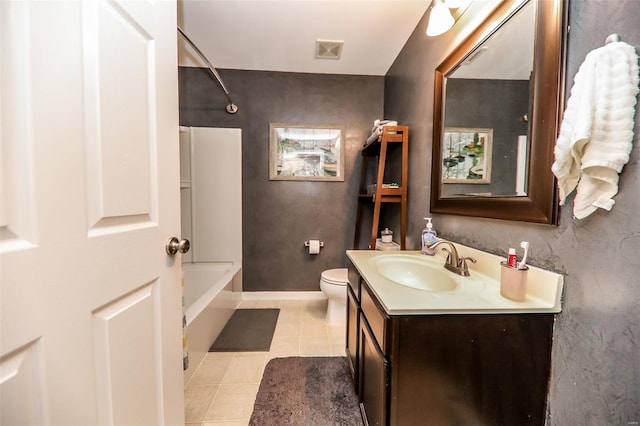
345 247 563 426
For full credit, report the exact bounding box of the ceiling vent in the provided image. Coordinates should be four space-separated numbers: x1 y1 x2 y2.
316 40 344 59
464 46 488 64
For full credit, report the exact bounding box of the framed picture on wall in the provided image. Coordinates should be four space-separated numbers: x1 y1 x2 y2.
269 123 346 181
442 127 493 184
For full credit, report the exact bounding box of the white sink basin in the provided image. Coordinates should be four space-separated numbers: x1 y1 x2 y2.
347 249 564 314
372 254 457 292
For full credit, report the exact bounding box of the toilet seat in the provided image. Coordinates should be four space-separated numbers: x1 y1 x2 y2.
321 268 348 286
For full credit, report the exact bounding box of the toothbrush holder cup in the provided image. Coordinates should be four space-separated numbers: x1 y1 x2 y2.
499 261 529 302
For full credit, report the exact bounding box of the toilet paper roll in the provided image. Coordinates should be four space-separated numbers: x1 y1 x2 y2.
308 240 321 255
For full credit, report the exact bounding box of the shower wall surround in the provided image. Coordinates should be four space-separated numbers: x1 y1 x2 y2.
385 0 640 423
179 69 383 291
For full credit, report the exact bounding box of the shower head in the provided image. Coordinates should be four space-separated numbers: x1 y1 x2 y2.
226 103 239 114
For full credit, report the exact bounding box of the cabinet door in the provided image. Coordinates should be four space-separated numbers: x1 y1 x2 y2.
346 286 359 385
359 314 389 426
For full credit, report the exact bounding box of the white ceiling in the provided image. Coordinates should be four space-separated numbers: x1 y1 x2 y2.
450 0 533 80
177 0 431 76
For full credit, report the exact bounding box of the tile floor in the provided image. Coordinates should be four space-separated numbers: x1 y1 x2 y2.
184 298 347 426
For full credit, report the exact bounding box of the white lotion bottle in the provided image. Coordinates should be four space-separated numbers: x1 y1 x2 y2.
421 218 437 255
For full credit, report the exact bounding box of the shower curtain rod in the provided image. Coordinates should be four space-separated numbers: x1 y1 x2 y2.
177 26 238 114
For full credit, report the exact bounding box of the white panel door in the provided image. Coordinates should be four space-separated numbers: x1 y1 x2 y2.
0 1 184 425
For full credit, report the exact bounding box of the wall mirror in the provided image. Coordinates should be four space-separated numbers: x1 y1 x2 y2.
430 0 566 224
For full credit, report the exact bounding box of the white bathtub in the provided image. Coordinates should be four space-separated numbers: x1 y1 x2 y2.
183 262 242 383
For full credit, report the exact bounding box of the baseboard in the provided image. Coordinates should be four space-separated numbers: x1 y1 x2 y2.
241 291 326 301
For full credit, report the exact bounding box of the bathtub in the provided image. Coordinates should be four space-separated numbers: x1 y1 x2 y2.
183 262 242 383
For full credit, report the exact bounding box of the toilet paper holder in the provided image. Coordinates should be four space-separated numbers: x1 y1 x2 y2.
304 240 325 248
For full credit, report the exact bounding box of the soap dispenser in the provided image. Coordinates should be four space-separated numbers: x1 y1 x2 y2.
421 218 437 255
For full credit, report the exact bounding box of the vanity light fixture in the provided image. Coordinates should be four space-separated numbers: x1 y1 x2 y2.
425 0 472 37
426 0 455 36
443 0 471 9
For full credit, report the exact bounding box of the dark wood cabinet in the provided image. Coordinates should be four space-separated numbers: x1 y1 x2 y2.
346 266 362 384
347 259 555 426
346 285 359 382
358 315 388 426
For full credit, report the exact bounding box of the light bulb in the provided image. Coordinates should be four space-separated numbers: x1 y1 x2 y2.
426 0 455 37
444 0 470 9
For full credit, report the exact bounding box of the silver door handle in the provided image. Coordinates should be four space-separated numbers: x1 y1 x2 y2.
166 237 190 255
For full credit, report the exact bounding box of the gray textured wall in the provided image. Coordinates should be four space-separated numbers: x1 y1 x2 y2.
445 78 530 195
179 68 384 291
385 0 640 424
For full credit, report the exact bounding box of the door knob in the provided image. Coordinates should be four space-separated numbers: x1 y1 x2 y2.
166 237 191 255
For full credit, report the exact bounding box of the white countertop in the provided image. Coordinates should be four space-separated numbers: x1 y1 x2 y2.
346 244 563 315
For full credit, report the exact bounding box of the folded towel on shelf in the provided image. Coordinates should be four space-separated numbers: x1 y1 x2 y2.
366 119 398 145
371 119 397 133
551 41 639 219
366 127 382 145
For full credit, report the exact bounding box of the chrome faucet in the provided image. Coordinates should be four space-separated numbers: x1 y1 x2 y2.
430 241 477 277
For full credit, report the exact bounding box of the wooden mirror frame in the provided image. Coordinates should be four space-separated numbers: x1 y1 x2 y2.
430 0 567 224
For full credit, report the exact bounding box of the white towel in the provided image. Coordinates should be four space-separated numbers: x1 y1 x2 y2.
366 127 382 145
366 119 398 145
551 41 639 219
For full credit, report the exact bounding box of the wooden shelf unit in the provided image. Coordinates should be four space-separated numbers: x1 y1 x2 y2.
354 126 408 250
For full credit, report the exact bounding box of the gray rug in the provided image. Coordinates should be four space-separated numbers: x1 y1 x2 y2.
209 308 280 352
250 356 363 426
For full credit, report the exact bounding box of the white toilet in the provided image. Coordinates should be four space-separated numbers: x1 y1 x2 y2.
320 268 349 324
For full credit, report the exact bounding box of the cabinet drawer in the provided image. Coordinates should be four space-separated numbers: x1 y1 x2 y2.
361 283 389 355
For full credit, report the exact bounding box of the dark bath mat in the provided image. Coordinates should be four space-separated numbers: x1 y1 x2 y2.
209 308 280 352
250 356 363 426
